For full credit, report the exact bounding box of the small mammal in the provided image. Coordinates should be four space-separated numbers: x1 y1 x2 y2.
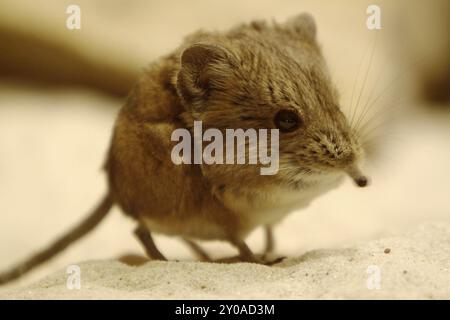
0 13 369 284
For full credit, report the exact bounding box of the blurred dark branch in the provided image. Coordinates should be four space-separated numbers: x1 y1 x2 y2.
0 26 138 97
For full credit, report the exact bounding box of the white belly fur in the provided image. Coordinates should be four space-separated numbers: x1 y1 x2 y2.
224 173 345 233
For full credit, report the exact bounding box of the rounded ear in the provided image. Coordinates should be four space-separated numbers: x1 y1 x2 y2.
176 43 234 108
284 13 317 42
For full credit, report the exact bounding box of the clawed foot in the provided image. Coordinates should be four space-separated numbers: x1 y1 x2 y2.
229 237 285 266
241 253 286 265
183 237 285 265
262 253 286 265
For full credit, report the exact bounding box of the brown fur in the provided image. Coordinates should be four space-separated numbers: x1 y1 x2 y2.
107 13 365 242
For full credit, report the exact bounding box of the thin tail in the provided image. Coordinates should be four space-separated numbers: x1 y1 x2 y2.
0 192 114 285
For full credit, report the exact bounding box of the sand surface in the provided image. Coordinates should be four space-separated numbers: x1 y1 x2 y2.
1 222 449 299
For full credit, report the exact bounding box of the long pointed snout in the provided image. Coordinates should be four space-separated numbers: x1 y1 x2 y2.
346 165 369 187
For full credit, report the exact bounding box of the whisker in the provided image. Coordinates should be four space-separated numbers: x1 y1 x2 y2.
362 133 405 160
350 32 378 128
354 80 405 133
354 47 442 138
347 38 372 126
361 130 405 157
352 33 404 131
359 113 405 143
357 98 410 137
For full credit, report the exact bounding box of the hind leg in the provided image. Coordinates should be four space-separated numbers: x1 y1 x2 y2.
183 238 212 262
229 238 263 263
134 223 167 261
263 225 275 254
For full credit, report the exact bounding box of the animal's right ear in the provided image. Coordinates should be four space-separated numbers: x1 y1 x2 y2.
176 43 235 108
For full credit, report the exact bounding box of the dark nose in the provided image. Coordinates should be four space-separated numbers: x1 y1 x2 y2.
355 176 368 187
346 165 370 188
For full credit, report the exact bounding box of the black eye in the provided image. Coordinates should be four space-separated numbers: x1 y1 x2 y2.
274 109 301 133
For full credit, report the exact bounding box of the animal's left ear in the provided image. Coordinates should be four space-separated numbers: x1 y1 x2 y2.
176 43 236 109
284 13 317 42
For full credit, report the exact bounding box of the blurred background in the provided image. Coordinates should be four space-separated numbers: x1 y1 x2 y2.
0 0 449 288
